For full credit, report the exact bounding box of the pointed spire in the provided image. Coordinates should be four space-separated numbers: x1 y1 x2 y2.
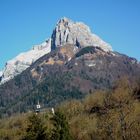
51 17 112 52
57 17 72 24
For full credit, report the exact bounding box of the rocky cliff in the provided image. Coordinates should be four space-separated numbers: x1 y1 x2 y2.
51 17 112 51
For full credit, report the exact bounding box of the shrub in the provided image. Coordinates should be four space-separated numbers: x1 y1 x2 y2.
51 110 73 140
22 113 47 140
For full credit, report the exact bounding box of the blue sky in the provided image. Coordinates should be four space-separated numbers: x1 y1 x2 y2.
0 0 140 70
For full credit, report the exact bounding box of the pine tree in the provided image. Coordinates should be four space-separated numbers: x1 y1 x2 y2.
23 113 47 140
51 111 73 140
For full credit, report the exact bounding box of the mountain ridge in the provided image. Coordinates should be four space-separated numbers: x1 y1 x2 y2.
0 17 112 84
0 39 51 84
0 44 140 116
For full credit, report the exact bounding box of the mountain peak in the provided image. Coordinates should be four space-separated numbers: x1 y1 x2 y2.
51 17 112 52
0 17 112 84
58 17 72 24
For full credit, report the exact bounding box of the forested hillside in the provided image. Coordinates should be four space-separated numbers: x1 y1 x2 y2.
0 78 140 140
0 45 140 117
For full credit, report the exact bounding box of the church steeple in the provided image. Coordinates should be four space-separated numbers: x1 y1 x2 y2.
35 100 41 114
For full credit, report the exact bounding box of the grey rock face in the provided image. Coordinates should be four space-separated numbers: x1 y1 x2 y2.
51 17 112 52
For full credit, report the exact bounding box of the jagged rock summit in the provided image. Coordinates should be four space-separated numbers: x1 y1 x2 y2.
51 17 112 52
0 17 112 84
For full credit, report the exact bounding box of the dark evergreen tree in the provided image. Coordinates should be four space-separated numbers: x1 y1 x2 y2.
51 111 73 140
23 113 47 140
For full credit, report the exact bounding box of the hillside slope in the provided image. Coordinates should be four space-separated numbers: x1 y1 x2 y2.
0 45 140 116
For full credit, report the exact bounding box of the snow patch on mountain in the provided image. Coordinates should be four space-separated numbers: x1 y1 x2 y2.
0 71 2 77
0 39 51 84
